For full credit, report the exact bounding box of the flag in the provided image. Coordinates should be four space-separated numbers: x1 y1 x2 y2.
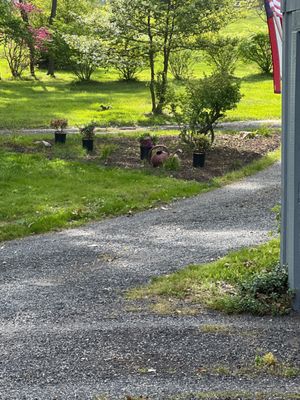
264 0 282 94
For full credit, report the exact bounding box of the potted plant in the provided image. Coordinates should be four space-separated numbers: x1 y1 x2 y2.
50 119 68 144
80 122 97 152
138 134 158 160
179 129 211 168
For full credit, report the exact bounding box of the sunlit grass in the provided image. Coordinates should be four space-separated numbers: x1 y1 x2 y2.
0 9 280 129
128 239 291 315
0 131 280 242
0 149 202 241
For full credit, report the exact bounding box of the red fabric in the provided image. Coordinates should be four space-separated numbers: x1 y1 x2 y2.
267 17 281 93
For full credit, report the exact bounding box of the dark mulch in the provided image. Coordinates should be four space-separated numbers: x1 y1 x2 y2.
96 132 281 182
1 132 281 182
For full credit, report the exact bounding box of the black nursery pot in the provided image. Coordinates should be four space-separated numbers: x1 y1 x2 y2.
140 145 152 160
82 138 94 152
55 132 67 144
193 152 206 168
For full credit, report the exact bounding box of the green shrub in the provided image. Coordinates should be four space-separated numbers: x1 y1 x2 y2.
223 264 293 315
169 50 196 80
239 33 272 74
172 71 242 144
164 155 181 171
204 36 240 75
100 144 118 161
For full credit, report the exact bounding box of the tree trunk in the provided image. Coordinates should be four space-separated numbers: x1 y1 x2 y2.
153 1 173 115
47 0 57 76
19 0 36 78
149 49 156 113
147 13 157 113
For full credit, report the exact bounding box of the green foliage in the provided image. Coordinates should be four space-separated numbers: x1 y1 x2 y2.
109 39 146 82
231 263 292 315
63 34 107 81
173 71 242 144
179 131 211 153
100 144 118 161
163 155 181 171
0 1 32 78
130 238 293 316
108 0 238 114
203 36 240 75
255 125 273 137
79 121 97 138
239 33 272 74
169 50 196 81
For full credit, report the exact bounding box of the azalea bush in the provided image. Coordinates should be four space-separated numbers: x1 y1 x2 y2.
0 1 51 78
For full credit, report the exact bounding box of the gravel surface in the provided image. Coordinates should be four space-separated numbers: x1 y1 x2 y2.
0 119 281 135
1 162 300 399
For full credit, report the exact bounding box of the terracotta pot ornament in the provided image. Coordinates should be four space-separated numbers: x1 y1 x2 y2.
150 145 170 167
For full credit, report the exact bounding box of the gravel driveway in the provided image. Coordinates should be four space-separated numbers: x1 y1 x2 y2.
1 162 300 400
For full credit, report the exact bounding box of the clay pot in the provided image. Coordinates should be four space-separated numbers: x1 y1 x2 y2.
150 145 170 167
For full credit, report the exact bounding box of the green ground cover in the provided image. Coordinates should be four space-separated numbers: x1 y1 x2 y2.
0 10 280 129
0 133 280 242
129 239 292 315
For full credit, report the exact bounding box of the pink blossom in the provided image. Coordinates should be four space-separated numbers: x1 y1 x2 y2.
29 27 52 51
12 1 41 14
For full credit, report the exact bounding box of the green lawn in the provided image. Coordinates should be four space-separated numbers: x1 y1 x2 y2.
0 133 280 241
129 239 292 315
0 10 281 129
0 148 201 241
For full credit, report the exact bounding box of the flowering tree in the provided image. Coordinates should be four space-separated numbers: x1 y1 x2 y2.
0 1 51 78
63 34 108 81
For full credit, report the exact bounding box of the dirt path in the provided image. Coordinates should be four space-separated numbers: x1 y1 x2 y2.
1 162 300 400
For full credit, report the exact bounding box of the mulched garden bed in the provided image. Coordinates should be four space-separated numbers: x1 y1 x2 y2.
96 132 281 182
1 132 281 182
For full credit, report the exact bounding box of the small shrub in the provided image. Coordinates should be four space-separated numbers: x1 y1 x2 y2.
179 131 211 153
3 36 29 78
50 119 68 132
112 45 145 81
204 36 240 75
80 122 97 139
172 71 242 144
231 263 292 315
164 155 181 171
169 50 196 80
239 33 272 74
100 144 118 161
255 125 273 137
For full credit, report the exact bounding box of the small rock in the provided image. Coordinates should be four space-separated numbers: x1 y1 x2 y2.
34 140 52 147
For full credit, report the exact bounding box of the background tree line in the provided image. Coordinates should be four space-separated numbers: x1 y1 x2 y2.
0 0 271 115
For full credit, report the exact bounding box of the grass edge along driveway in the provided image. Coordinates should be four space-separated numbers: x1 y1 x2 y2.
0 149 280 242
